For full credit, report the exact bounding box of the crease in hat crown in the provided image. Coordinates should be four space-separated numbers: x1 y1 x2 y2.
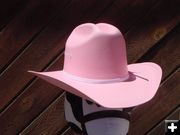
27 23 162 108
66 23 122 47
63 23 129 80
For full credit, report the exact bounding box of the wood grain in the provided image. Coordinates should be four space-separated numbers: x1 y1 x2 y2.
62 107 180 135
125 0 180 63
20 94 66 135
61 128 76 135
0 0 26 30
96 0 158 33
17 0 178 133
0 0 179 134
0 0 115 134
147 107 180 135
16 0 165 133
0 0 114 111
137 24 180 80
0 55 65 135
0 0 69 72
127 24 180 135
59 23 180 135
128 69 180 135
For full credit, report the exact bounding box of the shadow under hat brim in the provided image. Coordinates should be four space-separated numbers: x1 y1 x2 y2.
28 62 162 108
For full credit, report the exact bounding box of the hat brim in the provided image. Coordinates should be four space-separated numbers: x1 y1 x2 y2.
28 62 162 108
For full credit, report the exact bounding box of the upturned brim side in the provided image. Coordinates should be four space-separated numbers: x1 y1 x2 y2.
28 62 162 108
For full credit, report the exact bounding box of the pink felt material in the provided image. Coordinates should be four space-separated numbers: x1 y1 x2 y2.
28 23 162 108
64 23 128 79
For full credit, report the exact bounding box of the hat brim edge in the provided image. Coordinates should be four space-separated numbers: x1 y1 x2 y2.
28 62 162 108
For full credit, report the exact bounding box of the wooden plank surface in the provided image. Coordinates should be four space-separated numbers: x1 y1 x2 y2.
20 94 66 135
62 23 180 135
0 55 65 135
128 69 180 135
17 0 165 133
147 107 180 135
137 24 180 80
125 0 180 63
0 0 116 134
0 0 179 134
0 0 69 73
61 128 74 135
96 0 158 33
0 0 26 30
128 24 180 135
16 0 178 133
0 0 114 111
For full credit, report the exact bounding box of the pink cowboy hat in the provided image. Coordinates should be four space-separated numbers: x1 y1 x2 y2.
28 23 162 108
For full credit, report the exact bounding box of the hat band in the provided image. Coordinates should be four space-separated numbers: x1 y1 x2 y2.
62 71 129 84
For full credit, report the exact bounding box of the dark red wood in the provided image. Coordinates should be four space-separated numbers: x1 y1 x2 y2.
147 107 180 135
62 128 76 135
62 23 180 135
0 55 65 135
0 0 26 30
0 0 161 134
127 24 180 135
125 0 180 63
0 0 69 72
0 0 115 134
23 24 180 134
128 69 180 135
18 1 180 134
0 0 114 111
96 0 158 33
0 0 179 134
20 95 66 135
137 24 180 80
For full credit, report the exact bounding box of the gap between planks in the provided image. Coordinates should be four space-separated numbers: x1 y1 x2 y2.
1 0 179 133
0 0 72 75
19 92 66 135
146 106 180 135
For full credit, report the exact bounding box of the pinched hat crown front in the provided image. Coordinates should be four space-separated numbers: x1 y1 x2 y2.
63 23 128 79
28 23 162 108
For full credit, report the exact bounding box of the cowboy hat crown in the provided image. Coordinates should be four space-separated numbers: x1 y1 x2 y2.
64 23 128 80
28 23 162 108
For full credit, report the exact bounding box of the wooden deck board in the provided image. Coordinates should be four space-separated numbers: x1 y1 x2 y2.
13 0 171 133
0 0 69 73
147 107 180 135
20 94 66 135
137 24 180 80
0 0 179 134
0 55 65 135
0 0 26 30
128 69 180 135
96 0 158 33
62 23 180 135
125 0 180 63
0 0 115 111
0 0 116 134
27 25 180 134
128 24 180 135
